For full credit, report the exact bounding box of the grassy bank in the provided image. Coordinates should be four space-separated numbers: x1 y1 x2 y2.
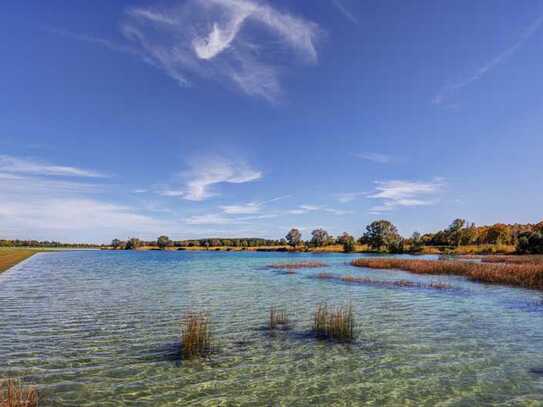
0 248 46 273
351 258 543 290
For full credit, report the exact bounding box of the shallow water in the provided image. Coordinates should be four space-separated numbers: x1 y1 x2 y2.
2 251 543 406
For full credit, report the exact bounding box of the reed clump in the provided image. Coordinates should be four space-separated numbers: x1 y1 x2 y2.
351 258 543 290
313 303 355 342
0 379 38 407
269 306 289 330
180 311 211 359
267 261 328 270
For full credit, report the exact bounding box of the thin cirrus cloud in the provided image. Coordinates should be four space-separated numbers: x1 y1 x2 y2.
331 0 358 24
288 204 351 216
0 160 170 242
158 157 262 201
354 152 391 164
368 179 444 214
0 155 109 178
120 0 320 102
335 192 366 203
433 14 543 105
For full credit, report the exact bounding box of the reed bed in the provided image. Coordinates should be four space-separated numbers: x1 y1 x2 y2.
0 379 38 407
266 261 328 270
480 255 543 265
315 272 451 290
313 303 355 342
269 306 289 330
180 311 211 359
351 258 543 290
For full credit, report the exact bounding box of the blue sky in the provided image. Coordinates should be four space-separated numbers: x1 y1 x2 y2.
1 0 543 243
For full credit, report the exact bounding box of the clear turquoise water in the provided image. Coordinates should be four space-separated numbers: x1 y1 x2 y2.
2 251 543 406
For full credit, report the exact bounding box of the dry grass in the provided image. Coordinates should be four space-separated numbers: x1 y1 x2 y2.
0 249 42 273
315 272 451 290
351 258 543 290
0 379 38 407
180 311 211 359
267 261 328 270
269 306 289 330
313 303 355 342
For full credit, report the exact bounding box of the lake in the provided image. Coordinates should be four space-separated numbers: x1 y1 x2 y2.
2 250 543 406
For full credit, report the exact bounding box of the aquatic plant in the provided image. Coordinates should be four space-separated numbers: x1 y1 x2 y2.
267 261 328 270
0 378 38 407
180 311 211 359
269 306 289 330
315 272 451 290
351 258 543 290
313 303 355 342
479 255 543 265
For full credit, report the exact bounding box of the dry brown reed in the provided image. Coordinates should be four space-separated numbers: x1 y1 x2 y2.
351 258 543 290
0 379 38 407
269 306 289 330
316 272 451 290
267 261 328 270
313 303 355 342
480 255 543 265
180 311 211 359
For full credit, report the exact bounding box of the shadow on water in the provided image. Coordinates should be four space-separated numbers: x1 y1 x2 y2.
128 342 182 365
529 367 543 377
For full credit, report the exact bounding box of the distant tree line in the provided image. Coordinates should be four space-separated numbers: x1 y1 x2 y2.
0 239 102 249
109 237 287 250
4 218 543 255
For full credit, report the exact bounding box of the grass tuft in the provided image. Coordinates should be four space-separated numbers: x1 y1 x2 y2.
180 311 212 359
351 258 543 290
0 378 38 407
269 306 289 330
313 303 355 342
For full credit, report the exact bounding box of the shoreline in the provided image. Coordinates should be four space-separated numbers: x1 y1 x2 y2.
0 248 96 273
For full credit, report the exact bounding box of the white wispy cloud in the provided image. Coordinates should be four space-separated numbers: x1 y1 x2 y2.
45 27 139 55
220 202 261 214
159 156 262 201
335 192 366 203
434 15 543 105
0 171 171 242
0 155 109 178
120 0 319 101
331 0 358 24
354 152 390 164
287 204 351 215
186 212 276 225
368 179 444 213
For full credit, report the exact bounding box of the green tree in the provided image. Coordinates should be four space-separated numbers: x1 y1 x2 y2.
157 235 171 250
125 238 141 250
111 239 122 249
362 220 402 251
410 232 424 252
310 228 330 247
337 232 355 253
285 228 302 247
